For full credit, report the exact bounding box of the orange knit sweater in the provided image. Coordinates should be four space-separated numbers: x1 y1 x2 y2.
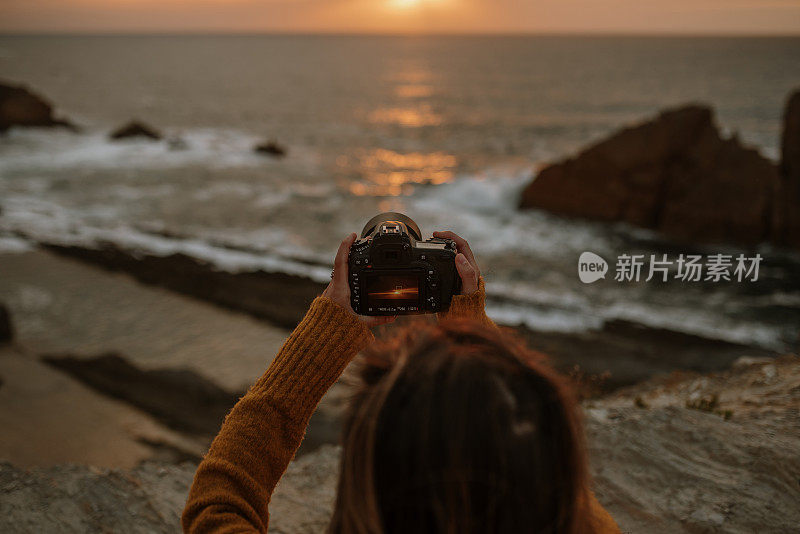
182 282 620 533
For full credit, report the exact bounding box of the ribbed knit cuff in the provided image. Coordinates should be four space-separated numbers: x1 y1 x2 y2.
255 297 373 422
438 277 490 323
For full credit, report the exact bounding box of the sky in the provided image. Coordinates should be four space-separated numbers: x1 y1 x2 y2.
1 0 799 35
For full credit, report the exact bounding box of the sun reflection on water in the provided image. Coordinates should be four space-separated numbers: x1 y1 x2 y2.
368 104 443 127
342 148 457 196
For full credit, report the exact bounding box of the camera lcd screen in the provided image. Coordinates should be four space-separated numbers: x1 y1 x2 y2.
364 274 421 312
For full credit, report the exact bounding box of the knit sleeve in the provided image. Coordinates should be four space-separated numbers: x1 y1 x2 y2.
588 491 622 533
182 297 373 533
437 277 495 327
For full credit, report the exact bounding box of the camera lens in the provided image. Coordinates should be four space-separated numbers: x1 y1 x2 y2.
360 212 422 241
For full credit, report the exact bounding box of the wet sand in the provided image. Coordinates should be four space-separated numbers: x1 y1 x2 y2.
0 249 289 392
0 248 345 466
0 345 203 468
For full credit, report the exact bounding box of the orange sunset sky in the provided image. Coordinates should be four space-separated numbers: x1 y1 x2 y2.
1 0 799 34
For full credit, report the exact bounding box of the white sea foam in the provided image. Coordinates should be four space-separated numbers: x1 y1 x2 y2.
409 169 615 258
0 196 332 282
0 161 793 351
0 236 34 254
406 171 793 350
486 302 604 333
0 128 286 172
599 300 786 350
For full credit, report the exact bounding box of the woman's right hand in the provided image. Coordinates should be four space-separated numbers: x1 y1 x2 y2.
432 230 481 295
322 232 395 328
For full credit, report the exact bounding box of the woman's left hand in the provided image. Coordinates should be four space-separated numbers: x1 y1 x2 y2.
322 232 396 328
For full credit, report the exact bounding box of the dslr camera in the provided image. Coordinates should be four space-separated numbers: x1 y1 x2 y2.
349 212 461 315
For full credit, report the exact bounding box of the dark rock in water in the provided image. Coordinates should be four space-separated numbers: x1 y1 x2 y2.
775 89 800 249
43 352 241 437
0 81 77 132
254 139 287 158
519 104 781 248
0 304 13 343
44 242 325 329
109 120 162 141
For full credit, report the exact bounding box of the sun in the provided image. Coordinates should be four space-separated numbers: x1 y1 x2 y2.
390 0 423 9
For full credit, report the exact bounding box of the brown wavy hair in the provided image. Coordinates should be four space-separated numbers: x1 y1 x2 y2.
328 318 593 534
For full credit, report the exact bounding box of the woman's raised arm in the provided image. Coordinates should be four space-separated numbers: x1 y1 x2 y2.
182 233 391 533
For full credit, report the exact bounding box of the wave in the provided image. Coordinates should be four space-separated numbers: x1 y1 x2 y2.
0 235 34 254
0 156 795 351
0 127 312 172
0 196 333 282
408 168 619 258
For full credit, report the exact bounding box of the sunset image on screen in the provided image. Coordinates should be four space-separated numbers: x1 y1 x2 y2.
369 286 420 299
366 276 420 304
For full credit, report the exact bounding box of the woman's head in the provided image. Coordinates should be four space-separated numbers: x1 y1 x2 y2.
330 319 592 534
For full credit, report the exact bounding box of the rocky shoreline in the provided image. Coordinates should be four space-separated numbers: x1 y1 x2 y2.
3 349 797 533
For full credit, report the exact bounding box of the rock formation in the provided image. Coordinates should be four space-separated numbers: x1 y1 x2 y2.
519 100 800 249
0 461 196 534
0 81 76 132
775 89 800 249
2 357 797 533
0 445 340 534
43 353 241 437
109 120 162 141
44 243 326 329
0 303 12 343
254 139 288 158
587 354 800 533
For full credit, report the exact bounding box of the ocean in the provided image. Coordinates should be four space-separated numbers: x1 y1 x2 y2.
1 35 799 349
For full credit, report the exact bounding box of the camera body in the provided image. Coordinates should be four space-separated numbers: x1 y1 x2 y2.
349 213 461 315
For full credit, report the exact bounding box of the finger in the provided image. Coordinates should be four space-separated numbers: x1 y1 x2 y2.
455 253 479 295
333 232 357 285
433 230 465 247
434 230 479 276
360 315 396 327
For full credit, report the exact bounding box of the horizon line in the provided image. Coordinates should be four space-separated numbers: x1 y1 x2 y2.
1 29 799 39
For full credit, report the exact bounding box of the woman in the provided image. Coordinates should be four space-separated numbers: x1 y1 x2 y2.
182 231 620 533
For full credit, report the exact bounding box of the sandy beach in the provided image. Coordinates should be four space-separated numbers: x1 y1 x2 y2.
0 248 360 468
